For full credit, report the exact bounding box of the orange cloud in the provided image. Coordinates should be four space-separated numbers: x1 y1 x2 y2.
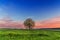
34 17 60 29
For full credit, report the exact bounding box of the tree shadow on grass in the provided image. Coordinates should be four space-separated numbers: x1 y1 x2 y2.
38 34 49 37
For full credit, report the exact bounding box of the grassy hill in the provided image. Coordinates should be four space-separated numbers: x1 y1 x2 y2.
0 29 60 40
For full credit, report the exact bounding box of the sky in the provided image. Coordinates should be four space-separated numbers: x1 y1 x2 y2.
0 0 60 28
0 0 60 21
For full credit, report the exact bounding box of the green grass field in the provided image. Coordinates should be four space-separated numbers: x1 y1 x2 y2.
0 29 60 40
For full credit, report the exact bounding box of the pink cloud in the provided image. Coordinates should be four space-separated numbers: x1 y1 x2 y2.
0 17 24 29
0 16 60 29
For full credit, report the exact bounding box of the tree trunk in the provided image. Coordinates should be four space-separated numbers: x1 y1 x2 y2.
29 26 32 30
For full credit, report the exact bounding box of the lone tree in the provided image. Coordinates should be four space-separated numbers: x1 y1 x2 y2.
24 18 35 29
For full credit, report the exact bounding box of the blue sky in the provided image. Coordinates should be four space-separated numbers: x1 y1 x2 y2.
0 0 60 21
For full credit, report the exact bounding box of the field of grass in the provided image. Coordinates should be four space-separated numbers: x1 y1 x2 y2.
0 29 60 40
